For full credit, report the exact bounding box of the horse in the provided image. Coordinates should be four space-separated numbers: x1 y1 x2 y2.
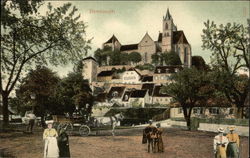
93 113 124 136
143 126 158 153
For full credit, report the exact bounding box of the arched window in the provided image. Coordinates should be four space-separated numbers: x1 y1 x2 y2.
166 32 169 36
178 47 181 56
184 47 188 64
165 23 168 29
145 52 148 63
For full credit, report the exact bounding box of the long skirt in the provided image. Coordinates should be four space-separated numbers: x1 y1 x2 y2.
158 138 164 152
216 145 226 158
226 142 239 158
44 137 59 158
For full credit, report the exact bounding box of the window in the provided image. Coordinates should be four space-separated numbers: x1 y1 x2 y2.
165 98 168 101
157 69 161 73
124 95 129 101
161 76 164 80
209 108 219 114
193 108 198 114
175 68 178 73
184 47 188 64
145 52 148 63
178 108 183 114
178 47 181 56
112 91 118 97
165 23 168 29
166 32 169 36
160 98 162 101
229 108 234 115
155 76 158 80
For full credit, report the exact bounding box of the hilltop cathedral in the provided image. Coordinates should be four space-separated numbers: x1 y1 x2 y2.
103 9 192 67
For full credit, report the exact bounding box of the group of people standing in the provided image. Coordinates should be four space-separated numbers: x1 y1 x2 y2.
43 120 70 158
142 120 164 153
214 126 240 158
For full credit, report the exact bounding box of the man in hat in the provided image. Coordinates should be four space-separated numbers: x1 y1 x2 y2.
26 110 36 133
213 127 229 158
226 126 240 158
155 123 164 153
43 120 59 158
143 120 157 153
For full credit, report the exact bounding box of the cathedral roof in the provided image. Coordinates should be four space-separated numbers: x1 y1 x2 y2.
120 44 138 51
104 35 119 44
173 31 189 44
157 31 189 44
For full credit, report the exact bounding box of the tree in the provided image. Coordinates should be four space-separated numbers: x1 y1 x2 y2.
201 20 249 118
120 52 129 65
160 68 215 130
191 56 209 71
15 66 60 123
163 51 182 66
109 50 122 65
55 72 93 119
129 52 142 64
1 1 91 126
151 53 160 66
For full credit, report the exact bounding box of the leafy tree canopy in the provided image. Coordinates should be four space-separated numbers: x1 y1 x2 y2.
1 1 91 125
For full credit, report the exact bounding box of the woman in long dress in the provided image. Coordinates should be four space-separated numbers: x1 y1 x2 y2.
226 126 240 158
57 127 70 158
43 120 59 158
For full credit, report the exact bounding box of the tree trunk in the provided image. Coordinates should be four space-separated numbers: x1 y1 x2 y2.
236 106 243 119
2 91 9 127
183 107 191 130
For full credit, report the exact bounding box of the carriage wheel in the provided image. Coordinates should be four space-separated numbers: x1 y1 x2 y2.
58 123 73 134
79 125 90 136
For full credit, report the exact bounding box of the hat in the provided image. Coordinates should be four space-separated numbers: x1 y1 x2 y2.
45 120 54 124
228 126 236 131
218 127 224 133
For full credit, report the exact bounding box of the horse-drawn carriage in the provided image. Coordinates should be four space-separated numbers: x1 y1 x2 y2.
52 114 92 136
52 112 124 136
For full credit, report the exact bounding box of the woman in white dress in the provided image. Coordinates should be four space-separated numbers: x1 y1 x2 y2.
43 120 59 158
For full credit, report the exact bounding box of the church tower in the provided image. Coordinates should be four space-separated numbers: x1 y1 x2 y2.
162 9 173 52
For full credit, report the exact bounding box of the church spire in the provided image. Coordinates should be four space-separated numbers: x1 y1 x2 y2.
164 8 172 20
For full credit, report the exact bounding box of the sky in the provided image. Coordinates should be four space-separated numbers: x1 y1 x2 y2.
43 1 249 77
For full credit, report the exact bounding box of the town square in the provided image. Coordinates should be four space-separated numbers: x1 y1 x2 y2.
0 1 249 158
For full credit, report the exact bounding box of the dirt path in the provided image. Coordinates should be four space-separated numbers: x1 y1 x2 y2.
0 127 249 158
